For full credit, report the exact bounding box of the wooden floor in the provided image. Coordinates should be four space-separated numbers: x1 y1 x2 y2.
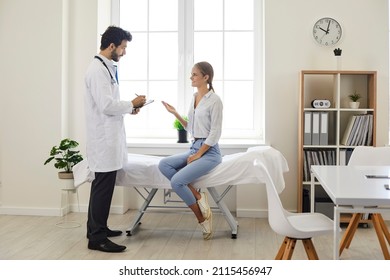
0 210 387 260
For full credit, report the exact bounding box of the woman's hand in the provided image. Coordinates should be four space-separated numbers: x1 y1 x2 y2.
161 101 177 114
187 153 201 164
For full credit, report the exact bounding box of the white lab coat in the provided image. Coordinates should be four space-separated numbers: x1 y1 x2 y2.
84 55 134 172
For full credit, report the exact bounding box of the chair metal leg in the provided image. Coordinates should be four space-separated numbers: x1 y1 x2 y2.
302 239 319 260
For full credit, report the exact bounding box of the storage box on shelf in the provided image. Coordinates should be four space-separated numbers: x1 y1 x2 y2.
298 70 376 219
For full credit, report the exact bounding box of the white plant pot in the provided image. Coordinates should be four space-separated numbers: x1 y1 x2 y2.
58 172 76 191
349 101 360 109
59 178 76 191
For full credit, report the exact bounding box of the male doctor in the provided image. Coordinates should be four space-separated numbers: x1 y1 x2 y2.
84 26 146 253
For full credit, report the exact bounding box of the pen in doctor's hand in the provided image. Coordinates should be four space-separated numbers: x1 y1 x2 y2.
135 93 147 98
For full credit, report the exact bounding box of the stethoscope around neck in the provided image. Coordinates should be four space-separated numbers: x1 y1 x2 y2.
94 56 118 84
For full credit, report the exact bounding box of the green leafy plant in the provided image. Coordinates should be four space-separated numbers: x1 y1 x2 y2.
348 91 361 102
173 116 188 131
44 138 83 173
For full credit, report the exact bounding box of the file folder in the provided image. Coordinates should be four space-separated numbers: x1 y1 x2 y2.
341 115 357 145
319 112 328 145
304 112 312 145
339 149 346 165
311 112 320 145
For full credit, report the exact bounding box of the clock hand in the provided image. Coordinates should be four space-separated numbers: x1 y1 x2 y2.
319 27 329 34
326 20 331 32
320 32 327 41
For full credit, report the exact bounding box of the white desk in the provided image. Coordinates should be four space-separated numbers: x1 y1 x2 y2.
311 165 390 260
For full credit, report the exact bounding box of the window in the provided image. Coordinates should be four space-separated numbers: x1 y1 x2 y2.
112 0 264 143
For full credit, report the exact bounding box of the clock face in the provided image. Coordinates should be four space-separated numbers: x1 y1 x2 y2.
313 17 342 46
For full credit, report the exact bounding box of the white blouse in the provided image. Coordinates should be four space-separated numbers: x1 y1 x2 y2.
185 90 223 147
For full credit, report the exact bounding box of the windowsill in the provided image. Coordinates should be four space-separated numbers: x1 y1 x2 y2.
127 138 265 156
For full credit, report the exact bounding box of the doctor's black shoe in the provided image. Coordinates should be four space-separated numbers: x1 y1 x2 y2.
87 228 123 239
107 229 123 237
88 239 126 253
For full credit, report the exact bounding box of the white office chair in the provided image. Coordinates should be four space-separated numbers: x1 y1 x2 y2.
254 159 334 260
340 146 390 257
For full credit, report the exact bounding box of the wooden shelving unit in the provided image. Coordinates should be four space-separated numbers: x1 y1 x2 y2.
298 70 377 216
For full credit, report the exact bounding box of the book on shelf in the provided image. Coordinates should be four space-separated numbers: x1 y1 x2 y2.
366 114 373 146
339 148 354 165
340 149 346 165
340 114 373 146
348 116 363 146
303 149 336 181
341 115 357 145
346 148 354 164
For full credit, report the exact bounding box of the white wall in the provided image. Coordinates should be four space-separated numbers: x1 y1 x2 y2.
0 0 64 214
0 0 388 217
265 0 389 212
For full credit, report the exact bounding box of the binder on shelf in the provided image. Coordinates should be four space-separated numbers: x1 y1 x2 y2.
304 112 312 145
367 114 373 146
341 114 373 146
346 148 354 164
339 149 346 165
341 115 357 145
303 148 337 181
319 112 328 145
311 112 320 145
348 115 363 146
358 115 370 146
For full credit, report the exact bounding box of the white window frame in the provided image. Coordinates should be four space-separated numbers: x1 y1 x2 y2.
111 0 264 145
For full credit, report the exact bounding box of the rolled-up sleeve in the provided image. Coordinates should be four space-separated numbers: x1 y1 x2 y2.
204 98 223 146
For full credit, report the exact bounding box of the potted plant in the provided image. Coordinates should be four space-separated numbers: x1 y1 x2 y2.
348 91 361 109
174 116 189 143
44 138 84 180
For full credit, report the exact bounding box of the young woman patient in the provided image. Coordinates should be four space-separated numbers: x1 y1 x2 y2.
159 61 223 240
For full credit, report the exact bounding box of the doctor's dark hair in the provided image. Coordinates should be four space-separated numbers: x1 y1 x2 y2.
100 26 132 50
194 61 214 92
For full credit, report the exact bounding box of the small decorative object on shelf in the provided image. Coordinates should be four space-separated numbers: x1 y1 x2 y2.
348 91 361 109
333 48 342 56
173 116 189 143
333 48 342 70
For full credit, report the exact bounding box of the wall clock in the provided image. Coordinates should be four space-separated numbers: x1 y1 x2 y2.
312 17 342 46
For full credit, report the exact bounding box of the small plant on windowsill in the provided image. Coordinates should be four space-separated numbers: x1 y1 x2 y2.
44 138 84 179
348 91 361 109
173 116 188 131
174 116 189 143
